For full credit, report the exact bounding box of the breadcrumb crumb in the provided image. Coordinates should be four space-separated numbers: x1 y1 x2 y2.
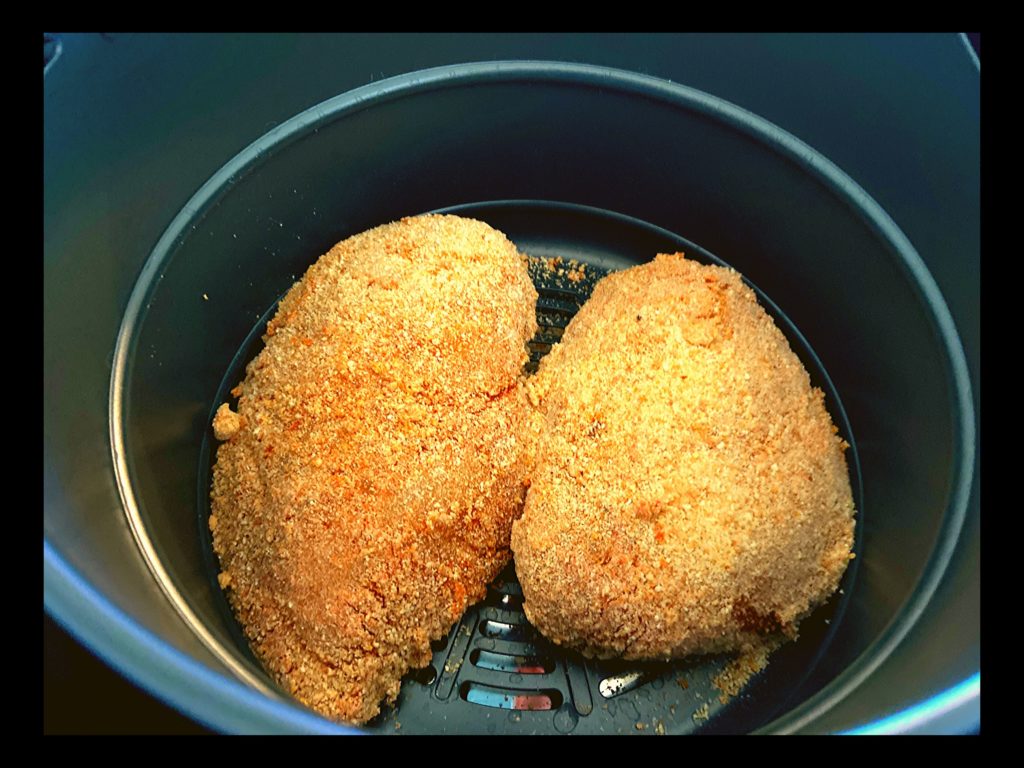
713 637 781 704
212 403 241 441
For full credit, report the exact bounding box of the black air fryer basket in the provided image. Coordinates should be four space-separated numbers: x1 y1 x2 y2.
44 34 980 734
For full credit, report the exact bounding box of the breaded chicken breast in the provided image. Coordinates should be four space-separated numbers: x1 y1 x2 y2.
210 215 538 724
512 253 855 660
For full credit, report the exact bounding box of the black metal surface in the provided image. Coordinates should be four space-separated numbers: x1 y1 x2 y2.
44 37 978 734
43 615 212 735
195 202 863 733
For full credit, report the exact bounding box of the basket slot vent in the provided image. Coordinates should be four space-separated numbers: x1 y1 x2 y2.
470 648 553 675
460 682 563 711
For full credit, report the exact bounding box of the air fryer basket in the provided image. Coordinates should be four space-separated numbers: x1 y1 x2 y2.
47 57 978 733
195 200 863 733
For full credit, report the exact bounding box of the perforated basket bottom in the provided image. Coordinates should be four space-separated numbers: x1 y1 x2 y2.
199 200 861 734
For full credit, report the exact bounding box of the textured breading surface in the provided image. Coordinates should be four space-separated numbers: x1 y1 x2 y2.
511 253 855 660
210 215 538 724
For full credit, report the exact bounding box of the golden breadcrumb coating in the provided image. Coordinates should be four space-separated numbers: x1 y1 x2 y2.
210 215 538 724
512 253 855 660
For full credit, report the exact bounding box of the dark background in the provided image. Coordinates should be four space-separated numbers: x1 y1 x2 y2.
45 615 210 734
43 32 979 735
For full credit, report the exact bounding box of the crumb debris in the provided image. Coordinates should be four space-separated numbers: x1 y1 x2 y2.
564 260 587 283
712 638 781 704
530 254 591 285
212 403 242 441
